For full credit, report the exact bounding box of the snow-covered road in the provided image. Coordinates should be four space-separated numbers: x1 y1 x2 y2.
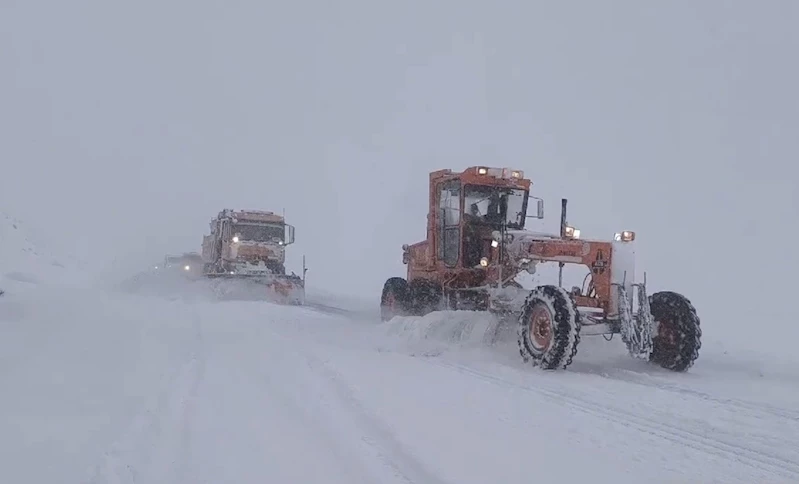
2 283 798 483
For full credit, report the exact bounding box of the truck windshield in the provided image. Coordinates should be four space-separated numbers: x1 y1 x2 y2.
234 223 284 242
464 185 528 229
166 254 201 267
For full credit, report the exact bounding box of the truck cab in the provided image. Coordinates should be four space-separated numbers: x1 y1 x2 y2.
158 252 205 279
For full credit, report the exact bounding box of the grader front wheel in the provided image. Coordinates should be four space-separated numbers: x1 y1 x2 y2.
517 285 582 370
648 291 701 372
380 277 411 322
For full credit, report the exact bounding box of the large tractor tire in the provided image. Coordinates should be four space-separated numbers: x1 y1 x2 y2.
517 285 582 370
648 291 701 372
408 278 443 317
380 277 411 322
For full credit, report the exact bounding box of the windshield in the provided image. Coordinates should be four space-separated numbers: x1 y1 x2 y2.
233 223 284 243
463 185 528 229
169 256 200 263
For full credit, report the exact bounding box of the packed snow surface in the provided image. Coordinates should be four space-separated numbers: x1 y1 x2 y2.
2 280 799 484
2 216 799 483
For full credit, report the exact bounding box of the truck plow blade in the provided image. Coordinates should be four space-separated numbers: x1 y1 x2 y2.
204 273 305 305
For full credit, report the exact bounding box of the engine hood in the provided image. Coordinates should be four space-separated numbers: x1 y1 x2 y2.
503 229 593 263
504 229 560 253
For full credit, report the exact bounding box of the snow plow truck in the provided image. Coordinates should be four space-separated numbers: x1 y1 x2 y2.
380 166 701 372
201 209 307 305
157 252 204 278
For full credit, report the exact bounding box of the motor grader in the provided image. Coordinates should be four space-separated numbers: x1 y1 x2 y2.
201 209 307 305
380 166 701 372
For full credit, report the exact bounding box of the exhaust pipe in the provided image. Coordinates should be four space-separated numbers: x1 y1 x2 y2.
559 198 567 287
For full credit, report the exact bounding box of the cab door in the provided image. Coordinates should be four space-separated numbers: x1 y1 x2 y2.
436 180 461 268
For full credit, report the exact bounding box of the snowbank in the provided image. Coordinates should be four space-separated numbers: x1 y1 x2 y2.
372 308 799 387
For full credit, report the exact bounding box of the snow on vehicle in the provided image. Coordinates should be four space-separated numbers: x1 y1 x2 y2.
201 209 307 305
380 166 701 371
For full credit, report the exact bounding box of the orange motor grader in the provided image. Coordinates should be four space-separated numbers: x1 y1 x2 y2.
380 166 701 371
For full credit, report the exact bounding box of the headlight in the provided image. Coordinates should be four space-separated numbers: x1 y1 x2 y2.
477 167 488 175
184 265 191 271
479 257 489 267
614 231 635 242
491 230 513 244
564 226 581 239
232 236 240 243
490 231 501 247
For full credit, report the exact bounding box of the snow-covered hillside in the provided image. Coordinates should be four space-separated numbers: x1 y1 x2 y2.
0 212 90 292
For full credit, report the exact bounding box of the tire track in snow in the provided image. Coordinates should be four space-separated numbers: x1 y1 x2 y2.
306 354 452 484
387 311 799 426
83 313 206 484
576 364 799 421
265 327 453 484
426 359 799 482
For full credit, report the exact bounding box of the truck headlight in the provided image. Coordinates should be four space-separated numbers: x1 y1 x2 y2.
614 231 635 242
491 239 499 248
564 226 581 239
184 265 191 271
232 236 239 243
479 257 489 267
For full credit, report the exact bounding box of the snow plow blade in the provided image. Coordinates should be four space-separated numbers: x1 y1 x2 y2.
205 273 305 305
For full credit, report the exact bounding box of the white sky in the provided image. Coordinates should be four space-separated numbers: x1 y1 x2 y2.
2 1 797 340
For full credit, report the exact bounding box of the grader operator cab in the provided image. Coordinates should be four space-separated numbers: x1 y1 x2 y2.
380 166 701 372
